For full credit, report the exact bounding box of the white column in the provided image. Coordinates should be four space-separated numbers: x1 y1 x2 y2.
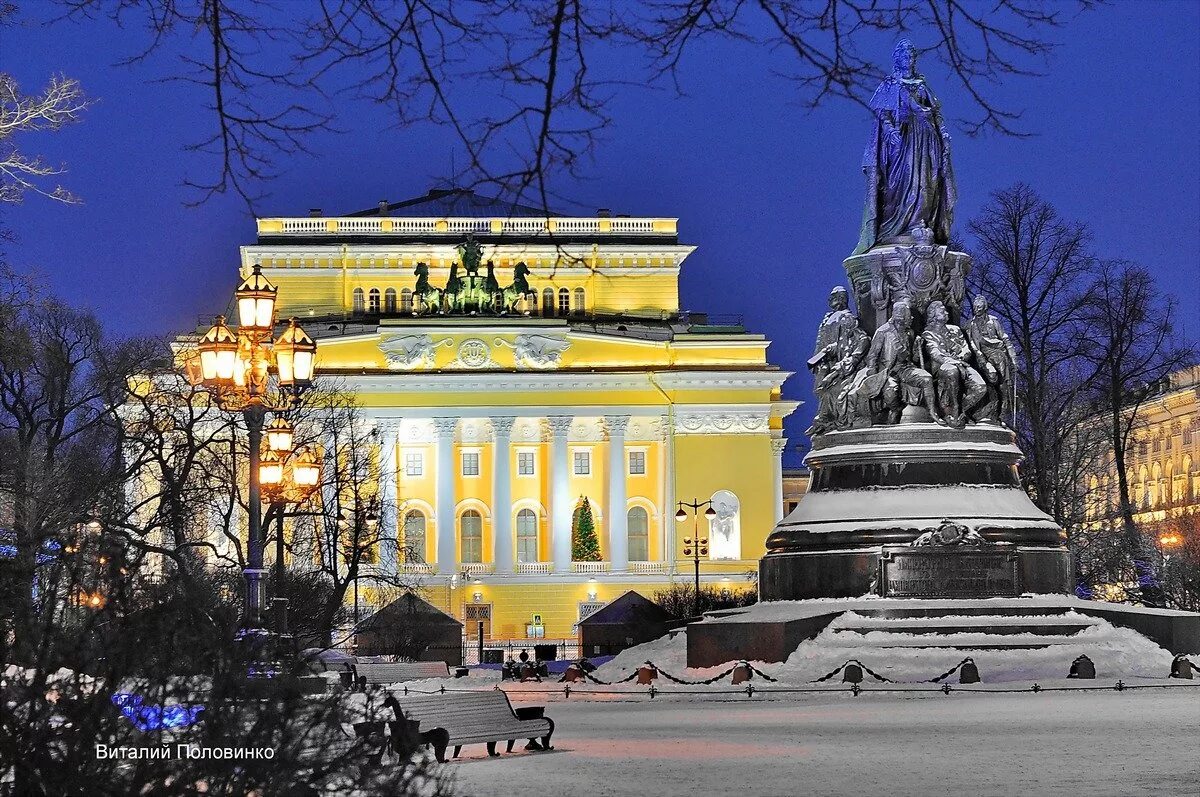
660 414 676 572
491 416 516 574
547 415 574 573
771 437 788 524
433 417 458 575
605 415 631 571
377 419 400 573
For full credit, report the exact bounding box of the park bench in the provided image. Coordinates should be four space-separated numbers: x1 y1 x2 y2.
384 691 554 761
349 661 451 689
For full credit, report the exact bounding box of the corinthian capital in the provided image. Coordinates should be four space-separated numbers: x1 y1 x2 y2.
491 416 517 439
604 414 631 438
432 417 459 438
545 415 574 439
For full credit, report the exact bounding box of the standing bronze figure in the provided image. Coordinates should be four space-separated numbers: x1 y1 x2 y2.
854 39 956 255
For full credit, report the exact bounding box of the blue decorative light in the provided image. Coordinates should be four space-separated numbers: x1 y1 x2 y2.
112 693 205 732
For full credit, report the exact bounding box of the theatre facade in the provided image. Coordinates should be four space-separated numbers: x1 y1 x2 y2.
241 189 796 643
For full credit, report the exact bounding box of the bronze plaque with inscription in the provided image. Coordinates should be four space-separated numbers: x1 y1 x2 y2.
878 546 1020 598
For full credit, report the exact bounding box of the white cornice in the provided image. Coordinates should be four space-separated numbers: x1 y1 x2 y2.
652 370 792 391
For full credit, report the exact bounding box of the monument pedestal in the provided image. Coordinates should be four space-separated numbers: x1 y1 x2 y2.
760 422 1074 600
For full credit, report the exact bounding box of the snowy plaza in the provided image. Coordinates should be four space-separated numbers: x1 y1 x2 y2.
454 689 1200 797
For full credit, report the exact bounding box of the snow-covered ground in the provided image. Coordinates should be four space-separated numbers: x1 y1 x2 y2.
450 689 1200 797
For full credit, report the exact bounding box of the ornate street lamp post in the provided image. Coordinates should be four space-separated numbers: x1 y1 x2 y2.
260 425 322 636
675 499 716 617
191 265 317 638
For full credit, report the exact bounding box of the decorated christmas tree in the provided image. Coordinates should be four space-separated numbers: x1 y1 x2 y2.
571 497 602 562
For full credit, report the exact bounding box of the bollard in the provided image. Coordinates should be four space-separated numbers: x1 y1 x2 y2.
842 663 864 684
959 660 980 684
850 683 861 697
564 685 571 699
1169 655 1194 680
941 683 952 695
636 663 659 685
561 664 586 683
731 661 753 686
1068 655 1095 679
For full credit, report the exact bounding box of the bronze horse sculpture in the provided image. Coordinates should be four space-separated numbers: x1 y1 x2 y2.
412 262 444 315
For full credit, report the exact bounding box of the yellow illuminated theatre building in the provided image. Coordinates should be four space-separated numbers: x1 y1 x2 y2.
240 189 796 646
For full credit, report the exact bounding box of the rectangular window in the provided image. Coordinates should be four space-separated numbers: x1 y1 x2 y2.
628 450 646 475
518 451 536 476
1184 425 1193 446
1153 438 1162 453
462 451 480 477
573 450 590 476
405 452 424 477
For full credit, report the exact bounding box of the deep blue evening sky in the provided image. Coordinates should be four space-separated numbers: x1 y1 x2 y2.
3 2 1198 452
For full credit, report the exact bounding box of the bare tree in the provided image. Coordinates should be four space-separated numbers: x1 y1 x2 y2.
0 73 89 205
1078 260 1195 606
967 183 1099 525
57 0 1096 210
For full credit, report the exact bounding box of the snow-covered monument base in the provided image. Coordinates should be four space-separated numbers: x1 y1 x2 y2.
760 423 1073 600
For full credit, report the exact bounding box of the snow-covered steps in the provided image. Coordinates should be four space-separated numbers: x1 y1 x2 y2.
784 608 1176 682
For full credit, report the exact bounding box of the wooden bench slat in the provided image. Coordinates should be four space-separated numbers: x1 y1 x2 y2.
385 691 554 758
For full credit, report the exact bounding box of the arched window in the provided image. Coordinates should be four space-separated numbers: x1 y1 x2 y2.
627 506 649 561
557 288 570 316
368 288 381 314
542 288 555 317
460 510 483 563
401 288 413 314
573 287 585 315
352 287 365 314
403 510 426 563
516 509 538 563
384 287 397 313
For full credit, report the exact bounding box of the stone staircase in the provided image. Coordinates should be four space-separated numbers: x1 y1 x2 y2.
786 606 1174 681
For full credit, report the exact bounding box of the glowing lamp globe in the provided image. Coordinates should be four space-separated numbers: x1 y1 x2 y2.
292 448 321 488
275 318 317 392
704 505 717 519
259 450 284 488
266 417 294 453
197 317 239 385
235 265 278 333
675 507 687 522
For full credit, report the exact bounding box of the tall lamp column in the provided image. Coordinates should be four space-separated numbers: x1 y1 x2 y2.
190 265 317 637
675 499 716 618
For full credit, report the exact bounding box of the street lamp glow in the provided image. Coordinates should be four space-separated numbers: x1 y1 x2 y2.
198 316 238 383
275 318 317 392
266 417 294 453
235 264 278 334
259 450 284 488
292 448 321 487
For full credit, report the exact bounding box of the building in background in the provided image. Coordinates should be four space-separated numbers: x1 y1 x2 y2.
1084 366 1200 526
239 189 796 644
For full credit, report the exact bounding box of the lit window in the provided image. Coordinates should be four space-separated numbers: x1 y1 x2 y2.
460 510 483 563
516 509 538 562
1184 424 1193 446
384 287 397 313
462 452 480 476
628 450 646 475
518 451 536 476
558 288 570 316
573 287 585 315
542 288 555 317
573 450 590 476
368 288 381 314
352 288 365 314
401 288 414 314
405 452 424 477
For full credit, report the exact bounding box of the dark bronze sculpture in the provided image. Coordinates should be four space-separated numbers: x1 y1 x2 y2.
965 295 1018 423
851 300 942 426
807 294 868 435
922 301 986 428
854 39 956 255
409 237 537 316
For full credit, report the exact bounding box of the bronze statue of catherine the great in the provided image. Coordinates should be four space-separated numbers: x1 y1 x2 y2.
854 39 957 254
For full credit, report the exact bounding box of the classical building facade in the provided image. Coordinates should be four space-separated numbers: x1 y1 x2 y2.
243 189 795 642
1086 366 1200 526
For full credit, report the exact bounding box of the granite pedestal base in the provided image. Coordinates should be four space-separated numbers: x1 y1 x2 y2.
760 423 1074 600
